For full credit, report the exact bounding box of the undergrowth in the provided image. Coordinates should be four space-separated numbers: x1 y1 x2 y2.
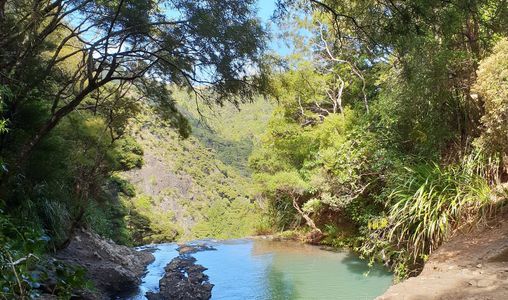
358 151 506 279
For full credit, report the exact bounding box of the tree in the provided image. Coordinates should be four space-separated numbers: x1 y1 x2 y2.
0 0 266 167
474 38 508 157
277 0 508 150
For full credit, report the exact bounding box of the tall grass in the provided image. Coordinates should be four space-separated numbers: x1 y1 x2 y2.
387 152 502 262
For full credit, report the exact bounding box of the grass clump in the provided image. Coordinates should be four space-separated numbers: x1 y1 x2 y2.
361 151 506 278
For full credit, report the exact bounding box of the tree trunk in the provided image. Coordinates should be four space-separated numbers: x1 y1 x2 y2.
0 0 6 20
292 197 319 231
16 82 101 168
56 207 86 251
291 196 323 243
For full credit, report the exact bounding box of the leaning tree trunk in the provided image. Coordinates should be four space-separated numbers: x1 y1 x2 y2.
291 196 323 244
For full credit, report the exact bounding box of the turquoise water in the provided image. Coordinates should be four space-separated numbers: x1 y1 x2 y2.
126 239 393 300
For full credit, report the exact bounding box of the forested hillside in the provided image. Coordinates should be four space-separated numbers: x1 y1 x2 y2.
0 0 267 297
118 92 273 243
1 0 507 298
176 89 274 176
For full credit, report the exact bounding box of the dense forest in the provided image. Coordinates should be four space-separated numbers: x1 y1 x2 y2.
251 0 508 279
1 0 507 298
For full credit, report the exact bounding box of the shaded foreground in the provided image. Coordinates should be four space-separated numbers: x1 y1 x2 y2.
55 229 154 299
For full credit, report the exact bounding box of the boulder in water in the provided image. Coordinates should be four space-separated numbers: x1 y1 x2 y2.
146 256 213 300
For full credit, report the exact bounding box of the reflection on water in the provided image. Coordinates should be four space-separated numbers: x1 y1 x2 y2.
192 239 393 300
125 239 393 300
266 265 299 299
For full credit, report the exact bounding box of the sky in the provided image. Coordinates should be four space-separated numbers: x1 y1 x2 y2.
73 0 291 57
257 0 277 21
256 0 292 56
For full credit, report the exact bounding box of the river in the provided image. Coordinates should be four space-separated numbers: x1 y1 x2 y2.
123 239 393 300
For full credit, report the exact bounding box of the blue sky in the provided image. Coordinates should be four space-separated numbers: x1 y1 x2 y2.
256 0 292 56
257 0 277 21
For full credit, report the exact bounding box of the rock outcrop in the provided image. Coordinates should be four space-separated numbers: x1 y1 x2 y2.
55 228 154 299
146 256 213 300
146 243 216 300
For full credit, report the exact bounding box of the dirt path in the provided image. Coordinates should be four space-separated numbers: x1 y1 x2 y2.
378 212 508 300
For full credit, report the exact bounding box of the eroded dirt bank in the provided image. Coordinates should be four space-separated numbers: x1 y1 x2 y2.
378 213 508 300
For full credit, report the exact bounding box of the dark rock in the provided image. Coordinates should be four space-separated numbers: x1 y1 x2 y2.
177 243 217 255
54 228 154 299
146 256 213 300
147 243 216 300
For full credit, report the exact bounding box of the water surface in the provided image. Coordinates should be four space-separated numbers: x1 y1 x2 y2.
126 239 393 300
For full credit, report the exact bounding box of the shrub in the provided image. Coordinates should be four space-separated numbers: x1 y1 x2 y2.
344 149 507 280
253 214 274 235
0 210 89 298
85 199 131 246
386 158 493 263
191 198 261 239
115 137 144 170
474 38 508 156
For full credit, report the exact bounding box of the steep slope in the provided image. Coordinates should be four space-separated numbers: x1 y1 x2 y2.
176 90 274 176
121 97 273 243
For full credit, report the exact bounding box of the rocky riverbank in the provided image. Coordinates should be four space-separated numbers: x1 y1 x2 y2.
54 228 154 299
378 212 508 300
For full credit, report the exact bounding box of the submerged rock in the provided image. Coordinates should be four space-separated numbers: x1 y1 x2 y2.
177 243 217 255
146 256 213 300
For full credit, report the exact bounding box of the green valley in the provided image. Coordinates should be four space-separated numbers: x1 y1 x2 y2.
117 93 274 243
1 0 507 299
